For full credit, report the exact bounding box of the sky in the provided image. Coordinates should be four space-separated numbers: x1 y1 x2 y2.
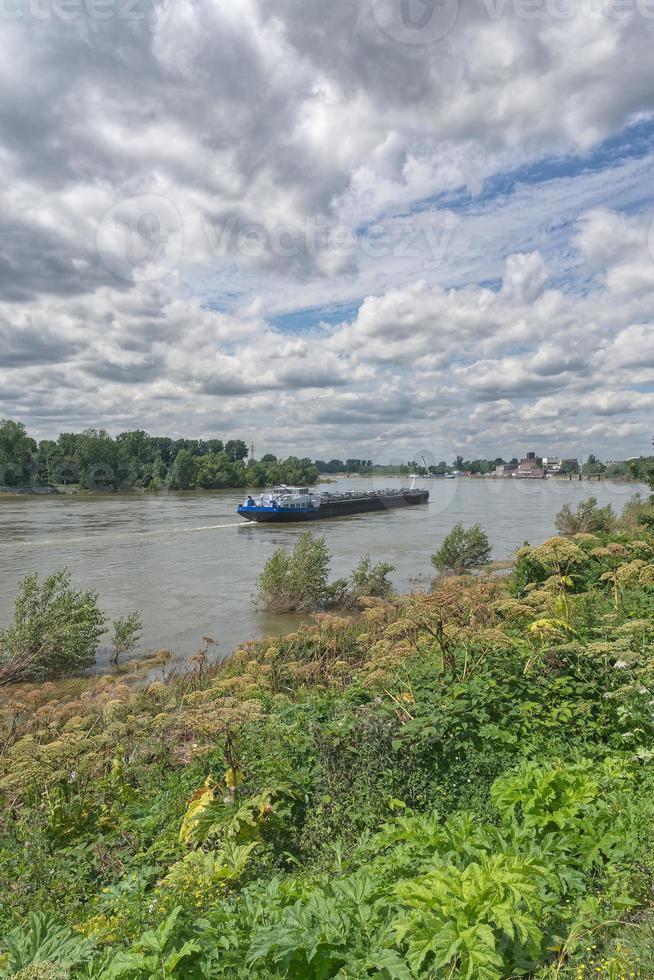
1 0 653 463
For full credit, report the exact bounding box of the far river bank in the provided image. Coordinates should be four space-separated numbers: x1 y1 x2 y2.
0 473 643 497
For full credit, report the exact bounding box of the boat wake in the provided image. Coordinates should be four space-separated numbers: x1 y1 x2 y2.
182 522 256 532
6 521 255 549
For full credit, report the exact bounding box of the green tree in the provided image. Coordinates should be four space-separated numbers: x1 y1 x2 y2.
348 555 395 600
582 453 606 478
555 497 616 535
630 446 654 500
0 570 106 683
150 436 175 466
110 610 143 666
168 449 199 490
603 460 630 478
75 428 132 491
48 431 83 486
619 492 654 532
256 532 331 613
195 438 224 457
0 419 37 487
195 453 247 489
56 432 81 458
431 523 492 575
246 461 271 488
140 455 168 490
116 430 153 462
224 440 249 463
275 456 319 486
35 439 75 487
196 454 229 489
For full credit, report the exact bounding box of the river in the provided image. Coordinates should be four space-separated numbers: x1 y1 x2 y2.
0 477 645 668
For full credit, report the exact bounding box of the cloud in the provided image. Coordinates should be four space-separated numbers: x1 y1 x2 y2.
0 2 653 459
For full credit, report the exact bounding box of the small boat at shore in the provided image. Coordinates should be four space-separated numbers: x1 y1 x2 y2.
237 485 430 523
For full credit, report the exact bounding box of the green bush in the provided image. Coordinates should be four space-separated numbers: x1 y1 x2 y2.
620 492 654 532
0 570 106 683
328 555 396 608
256 532 331 612
110 610 143 666
431 522 492 575
348 555 395 601
257 539 395 613
555 496 616 535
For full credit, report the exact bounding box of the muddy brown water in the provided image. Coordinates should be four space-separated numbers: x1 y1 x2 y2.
0 478 644 668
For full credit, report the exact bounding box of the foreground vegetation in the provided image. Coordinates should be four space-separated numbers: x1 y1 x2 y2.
0 571 141 685
256 524 491 614
256 532 396 613
0 496 653 977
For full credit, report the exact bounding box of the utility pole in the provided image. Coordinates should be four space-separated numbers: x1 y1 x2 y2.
250 441 255 462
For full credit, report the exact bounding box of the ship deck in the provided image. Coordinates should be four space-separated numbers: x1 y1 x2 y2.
237 488 429 523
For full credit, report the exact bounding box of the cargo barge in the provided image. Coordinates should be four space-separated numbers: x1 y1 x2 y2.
237 485 429 523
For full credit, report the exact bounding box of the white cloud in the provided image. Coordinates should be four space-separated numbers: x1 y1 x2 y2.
0 1 653 458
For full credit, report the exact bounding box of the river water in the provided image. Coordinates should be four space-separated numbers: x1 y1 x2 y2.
0 478 645 668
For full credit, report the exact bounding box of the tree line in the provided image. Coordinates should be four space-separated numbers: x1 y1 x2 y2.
0 419 318 492
1 417 646 491
316 456 635 477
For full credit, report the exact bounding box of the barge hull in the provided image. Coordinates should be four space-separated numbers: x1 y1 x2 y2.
238 490 429 523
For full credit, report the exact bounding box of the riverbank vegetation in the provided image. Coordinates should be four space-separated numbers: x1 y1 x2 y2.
256 532 395 613
431 523 492 575
0 420 318 492
3 418 652 494
0 495 653 977
554 497 617 536
0 571 140 685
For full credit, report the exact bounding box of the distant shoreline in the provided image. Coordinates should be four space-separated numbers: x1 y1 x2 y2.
0 474 646 498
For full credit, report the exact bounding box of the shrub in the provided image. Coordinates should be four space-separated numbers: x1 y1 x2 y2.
620 493 654 532
348 555 395 600
555 496 616 535
515 535 591 585
258 542 396 614
256 532 331 612
0 570 106 683
431 523 492 575
329 555 396 607
110 610 143 666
